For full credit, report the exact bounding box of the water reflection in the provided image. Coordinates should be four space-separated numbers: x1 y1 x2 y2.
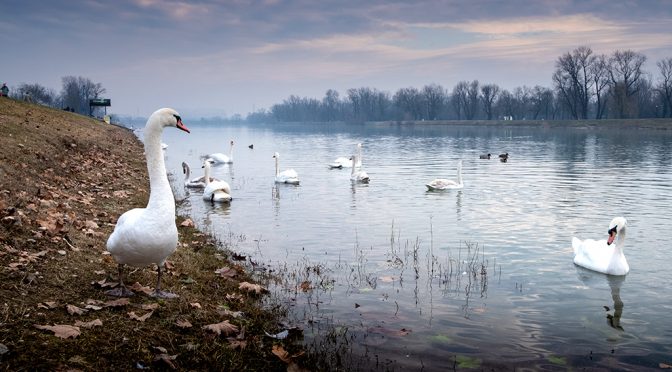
575 266 626 332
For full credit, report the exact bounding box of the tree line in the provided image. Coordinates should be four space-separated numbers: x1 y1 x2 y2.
248 47 672 123
7 76 107 116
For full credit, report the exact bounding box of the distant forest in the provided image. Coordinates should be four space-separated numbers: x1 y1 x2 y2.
7 46 672 123
248 46 672 123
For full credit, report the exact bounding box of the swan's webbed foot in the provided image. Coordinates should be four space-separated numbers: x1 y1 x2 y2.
105 286 135 297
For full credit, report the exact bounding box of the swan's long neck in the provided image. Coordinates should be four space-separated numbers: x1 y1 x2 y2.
615 227 626 251
229 142 234 160
144 121 174 212
351 155 357 176
275 156 279 177
203 163 211 186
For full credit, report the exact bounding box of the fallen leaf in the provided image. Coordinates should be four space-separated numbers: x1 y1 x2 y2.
66 304 88 315
130 282 153 295
104 298 130 307
128 311 153 322
74 319 103 328
38 301 58 309
179 218 194 227
34 324 80 339
141 303 160 311
215 266 238 279
176 319 192 328
238 282 265 294
202 320 239 336
190 302 202 309
272 345 305 364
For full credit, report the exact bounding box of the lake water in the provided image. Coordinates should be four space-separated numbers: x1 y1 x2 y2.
158 121 672 370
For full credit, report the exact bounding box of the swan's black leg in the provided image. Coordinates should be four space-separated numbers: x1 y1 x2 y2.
105 264 135 297
151 263 179 299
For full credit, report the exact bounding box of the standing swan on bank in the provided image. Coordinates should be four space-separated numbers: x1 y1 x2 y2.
573 217 629 276
202 160 232 203
273 152 300 184
426 160 463 191
106 108 190 298
206 140 234 164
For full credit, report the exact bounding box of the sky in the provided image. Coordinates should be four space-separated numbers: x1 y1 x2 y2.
2 0 671 118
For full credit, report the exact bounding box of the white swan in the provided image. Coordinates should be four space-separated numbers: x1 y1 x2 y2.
426 160 463 191
273 152 300 184
106 108 190 298
573 217 629 276
202 160 232 203
329 143 363 169
206 140 234 164
181 161 218 189
350 154 370 183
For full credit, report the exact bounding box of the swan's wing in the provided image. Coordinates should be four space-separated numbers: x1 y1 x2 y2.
280 169 299 178
329 157 352 168
426 178 459 190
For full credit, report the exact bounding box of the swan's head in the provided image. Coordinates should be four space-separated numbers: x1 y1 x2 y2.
150 108 190 133
230 140 234 146
181 161 189 174
201 159 214 169
273 152 280 159
607 217 627 245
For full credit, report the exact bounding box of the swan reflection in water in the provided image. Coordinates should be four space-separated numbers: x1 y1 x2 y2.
575 266 625 331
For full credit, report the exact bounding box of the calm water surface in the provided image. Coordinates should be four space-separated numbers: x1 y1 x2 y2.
158 122 672 370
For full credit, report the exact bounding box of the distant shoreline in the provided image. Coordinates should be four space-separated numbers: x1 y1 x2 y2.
366 118 672 130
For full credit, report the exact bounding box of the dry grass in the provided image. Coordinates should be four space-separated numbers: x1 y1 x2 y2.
0 98 305 370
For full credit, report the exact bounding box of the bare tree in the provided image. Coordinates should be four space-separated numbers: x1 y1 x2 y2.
608 50 647 118
451 81 469 120
60 76 106 115
657 57 672 117
393 87 423 120
591 54 610 119
496 89 515 119
513 86 532 119
13 83 57 106
480 83 500 120
321 89 342 121
422 84 446 120
530 86 554 119
464 80 479 120
552 46 595 119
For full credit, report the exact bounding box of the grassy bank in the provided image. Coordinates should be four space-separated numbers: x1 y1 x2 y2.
0 98 304 370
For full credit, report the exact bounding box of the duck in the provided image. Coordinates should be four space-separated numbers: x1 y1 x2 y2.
329 143 363 169
350 154 370 183
206 140 234 164
248 144 254 149
479 153 491 159
106 108 190 298
181 161 219 189
572 217 629 276
426 160 463 191
273 152 300 184
202 160 232 203
499 153 509 162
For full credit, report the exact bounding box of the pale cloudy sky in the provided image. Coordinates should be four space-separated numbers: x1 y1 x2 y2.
2 0 671 118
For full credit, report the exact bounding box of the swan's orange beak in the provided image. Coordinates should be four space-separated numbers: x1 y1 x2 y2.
607 230 617 245
176 119 190 133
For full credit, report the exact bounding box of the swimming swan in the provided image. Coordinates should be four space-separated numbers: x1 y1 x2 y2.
573 217 629 276
329 143 363 169
181 161 219 189
106 108 190 298
273 152 300 184
426 160 463 191
350 154 370 183
206 140 234 164
202 160 232 203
